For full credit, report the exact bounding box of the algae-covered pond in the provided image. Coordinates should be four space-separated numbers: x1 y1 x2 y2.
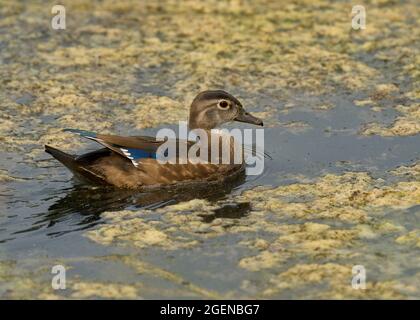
0 0 419 299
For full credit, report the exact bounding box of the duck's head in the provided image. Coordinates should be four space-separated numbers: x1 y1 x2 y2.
188 90 263 130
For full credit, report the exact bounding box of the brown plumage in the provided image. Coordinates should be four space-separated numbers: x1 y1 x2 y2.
45 90 263 189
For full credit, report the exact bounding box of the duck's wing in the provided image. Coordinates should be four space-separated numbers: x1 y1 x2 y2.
64 129 186 167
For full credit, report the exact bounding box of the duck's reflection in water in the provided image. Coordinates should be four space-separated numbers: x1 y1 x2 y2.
40 173 248 236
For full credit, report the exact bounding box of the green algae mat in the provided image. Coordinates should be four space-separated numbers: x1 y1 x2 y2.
0 0 419 299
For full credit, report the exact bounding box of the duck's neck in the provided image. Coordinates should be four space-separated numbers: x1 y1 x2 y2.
186 127 243 165
188 121 214 131
188 113 218 130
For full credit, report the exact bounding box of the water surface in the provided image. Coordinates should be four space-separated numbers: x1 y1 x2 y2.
0 0 419 299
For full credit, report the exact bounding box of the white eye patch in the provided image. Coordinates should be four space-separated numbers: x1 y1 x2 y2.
217 99 230 110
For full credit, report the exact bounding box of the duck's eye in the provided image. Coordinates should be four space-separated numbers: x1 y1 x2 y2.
217 100 230 110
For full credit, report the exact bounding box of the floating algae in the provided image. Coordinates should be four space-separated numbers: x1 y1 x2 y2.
264 263 418 299
0 260 63 299
120 256 223 299
85 199 250 249
396 230 420 248
362 103 420 137
71 282 139 299
238 223 358 272
81 162 419 298
238 170 420 224
85 210 197 250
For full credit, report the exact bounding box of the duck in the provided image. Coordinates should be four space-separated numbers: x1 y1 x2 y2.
45 90 263 190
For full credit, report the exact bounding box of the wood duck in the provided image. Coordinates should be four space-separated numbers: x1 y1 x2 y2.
45 90 263 189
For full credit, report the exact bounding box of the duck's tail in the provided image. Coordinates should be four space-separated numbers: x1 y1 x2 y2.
45 145 78 170
45 145 107 185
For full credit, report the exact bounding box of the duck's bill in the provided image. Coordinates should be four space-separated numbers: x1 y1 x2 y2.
234 112 264 126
